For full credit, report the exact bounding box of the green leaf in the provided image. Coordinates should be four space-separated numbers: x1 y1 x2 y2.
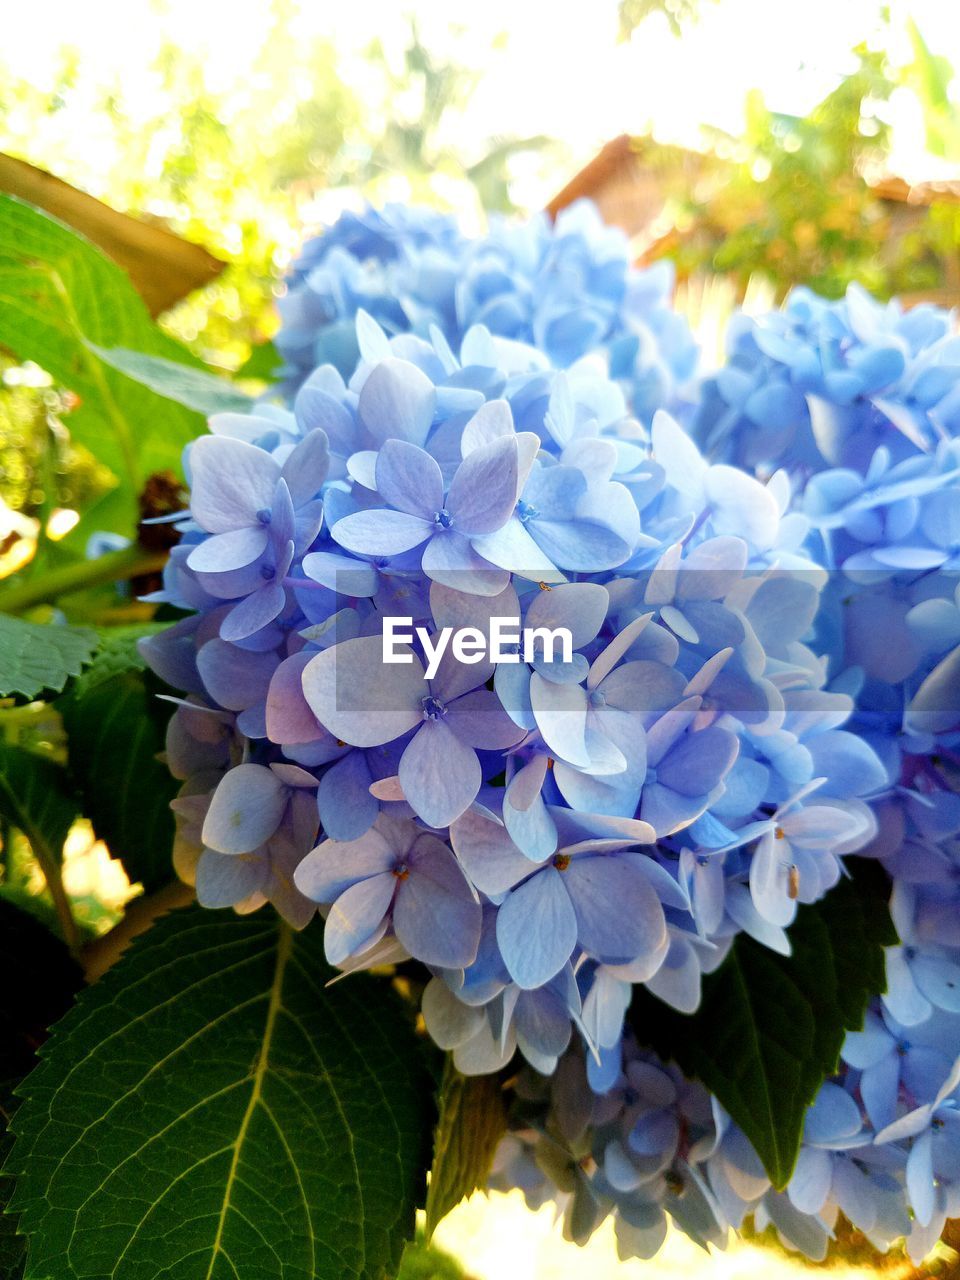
0 615 98 700
235 339 281 382
0 899 82 1280
0 196 205 531
87 345 255 417
631 859 896 1189
8 907 435 1280
0 744 80 953
424 1058 506 1239
59 627 177 892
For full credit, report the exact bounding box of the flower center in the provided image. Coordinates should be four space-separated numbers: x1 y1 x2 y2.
256 508 272 525
553 853 571 871
260 564 276 580
392 861 410 880
434 508 454 530
421 695 447 720
517 499 539 524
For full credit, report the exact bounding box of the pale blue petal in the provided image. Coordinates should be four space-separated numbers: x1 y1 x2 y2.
565 854 666 965
281 428 330 506
189 435 280 532
530 673 589 767
324 874 396 965
497 867 578 989
317 750 379 841
333 508 433 556
357 356 436 446
196 849 266 908
394 837 481 967
375 438 444 517
202 763 287 855
398 718 481 827
447 435 519 534
422 530 510 595
187 526 269 573
302 634 424 747
450 807 534 896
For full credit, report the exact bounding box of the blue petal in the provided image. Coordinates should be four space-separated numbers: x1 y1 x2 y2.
301 634 424 747
317 750 379 841
394 836 481 967
421 530 510 595
333 508 433 556
189 435 280 532
497 867 578 989
187 526 269 573
357 357 436 446
202 763 287 855
447 435 519 535
565 854 666 965
451 807 535 896
398 718 481 827
324 874 395 965
375 438 444 517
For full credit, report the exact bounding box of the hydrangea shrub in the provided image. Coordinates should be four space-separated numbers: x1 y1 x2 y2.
1 195 959 1279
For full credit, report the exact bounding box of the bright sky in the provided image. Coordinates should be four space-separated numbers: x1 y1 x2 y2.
2 0 958 212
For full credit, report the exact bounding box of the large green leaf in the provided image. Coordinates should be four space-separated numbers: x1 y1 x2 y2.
0 900 83 1280
631 859 896 1189
0 196 205 530
59 626 176 892
424 1058 506 1239
0 615 97 700
8 907 435 1280
88 345 255 417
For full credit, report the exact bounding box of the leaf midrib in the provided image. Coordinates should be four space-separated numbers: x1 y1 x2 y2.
204 923 294 1280
729 951 783 1184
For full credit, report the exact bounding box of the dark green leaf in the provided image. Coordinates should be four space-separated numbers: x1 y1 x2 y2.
0 745 77 889
0 743 80 954
8 907 435 1280
87 345 254 416
0 615 97 700
59 627 177 892
631 859 896 1189
0 196 204 531
0 899 83 1280
424 1057 506 1239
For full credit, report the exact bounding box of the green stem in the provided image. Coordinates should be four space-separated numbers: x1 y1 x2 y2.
0 544 167 615
39 848 81 959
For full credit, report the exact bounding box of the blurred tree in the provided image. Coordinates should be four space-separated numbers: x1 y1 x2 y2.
358 26 552 213
618 0 716 39
902 17 960 160
0 1 550 372
639 38 960 303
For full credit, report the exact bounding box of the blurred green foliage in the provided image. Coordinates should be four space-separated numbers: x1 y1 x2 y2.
0 1 551 372
646 39 960 302
618 0 716 39
398 1231 468 1280
618 1 960 303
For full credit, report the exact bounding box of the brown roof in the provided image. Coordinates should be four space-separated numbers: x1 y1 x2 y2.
0 152 225 316
869 175 960 207
548 135 960 229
